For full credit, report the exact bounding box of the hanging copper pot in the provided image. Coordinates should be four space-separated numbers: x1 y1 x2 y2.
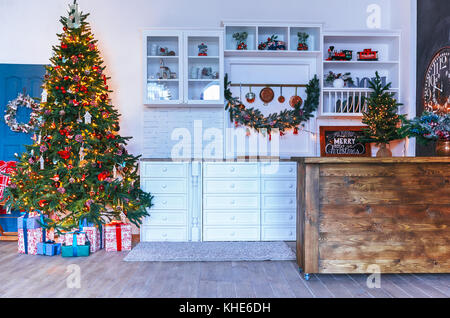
278 86 285 103
289 86 303 108
245 86 256 103
260 87 274 106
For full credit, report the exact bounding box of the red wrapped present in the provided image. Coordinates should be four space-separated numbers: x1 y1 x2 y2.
18 228 43 255
104 221 131 252
0 161 16 205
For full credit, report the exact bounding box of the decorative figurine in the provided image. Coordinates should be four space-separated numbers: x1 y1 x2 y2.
357 49 379 61
233 32 248 50
198 43 208 56
327 46 353 61
157 59 175 79
297 32 309 51
158 47 176 56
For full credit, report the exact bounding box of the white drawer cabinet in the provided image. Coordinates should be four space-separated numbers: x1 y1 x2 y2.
140 161 297 242
140 161 190 241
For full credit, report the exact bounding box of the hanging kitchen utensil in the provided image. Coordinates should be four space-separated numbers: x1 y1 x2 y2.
245 86 256 103
289 86 303 108
278 86 285 103
260 86 274 106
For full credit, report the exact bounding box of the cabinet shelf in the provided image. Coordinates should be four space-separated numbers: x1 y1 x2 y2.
224 50 321 57
323 60 399 64
188 56 220 59
147 56 179 59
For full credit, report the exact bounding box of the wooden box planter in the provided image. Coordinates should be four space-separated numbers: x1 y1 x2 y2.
294 157 450 277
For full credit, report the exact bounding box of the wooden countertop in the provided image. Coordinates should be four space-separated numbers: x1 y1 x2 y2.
291 157 450 164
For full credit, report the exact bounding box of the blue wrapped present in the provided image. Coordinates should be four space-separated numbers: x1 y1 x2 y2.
17 214 42 230
37 241 61 256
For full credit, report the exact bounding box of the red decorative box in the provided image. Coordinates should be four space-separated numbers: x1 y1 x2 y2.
104 221 132 252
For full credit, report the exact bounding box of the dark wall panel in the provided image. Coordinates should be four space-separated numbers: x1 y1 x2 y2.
416 0 450 156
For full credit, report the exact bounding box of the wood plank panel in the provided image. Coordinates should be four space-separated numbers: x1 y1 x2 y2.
319 163 450 177
296 159 305 269
303 164 320 274
320 204 450 220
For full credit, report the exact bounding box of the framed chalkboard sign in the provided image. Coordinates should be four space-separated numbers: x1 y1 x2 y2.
320 126 371 157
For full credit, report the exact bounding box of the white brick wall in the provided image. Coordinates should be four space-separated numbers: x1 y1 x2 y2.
143 107 224 158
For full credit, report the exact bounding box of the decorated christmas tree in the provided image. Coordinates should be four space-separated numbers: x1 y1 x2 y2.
4 1 152 232
359 72 407 145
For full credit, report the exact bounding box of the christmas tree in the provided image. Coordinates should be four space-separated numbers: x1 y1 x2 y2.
4 1 153 232
359 71 407 145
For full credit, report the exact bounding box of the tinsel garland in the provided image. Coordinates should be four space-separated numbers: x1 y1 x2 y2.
224 74 320 135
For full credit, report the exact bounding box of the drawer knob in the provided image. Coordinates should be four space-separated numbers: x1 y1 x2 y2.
162 184 167 189
162 217 168 221
230 183 236 189
289 215 294 220
231 200 236 205
162 233 167 237
231 216 236 221
289 231 293 236
230 167 235 172
289 199 294 204
289 184 294 189
162 200 167 205
289 168 293 172
231 232 236 236
162 167 168 172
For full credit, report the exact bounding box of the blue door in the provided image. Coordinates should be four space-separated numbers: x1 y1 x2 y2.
0 64 46 161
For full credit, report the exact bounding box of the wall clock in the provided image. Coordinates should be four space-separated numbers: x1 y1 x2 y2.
423 46 450 114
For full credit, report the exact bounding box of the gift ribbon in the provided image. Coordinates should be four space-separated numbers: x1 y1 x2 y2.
22 212 29 254
79 219 103 249
106 221 125 251
72 232 78 257
42 240 56 255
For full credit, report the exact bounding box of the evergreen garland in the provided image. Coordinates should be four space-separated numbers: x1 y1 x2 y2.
224 74 320 135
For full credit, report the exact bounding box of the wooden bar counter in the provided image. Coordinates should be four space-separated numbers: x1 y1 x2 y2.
292 157 450 276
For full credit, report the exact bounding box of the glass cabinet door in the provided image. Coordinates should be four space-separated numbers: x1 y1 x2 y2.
146 33 182 104
185 33 223 104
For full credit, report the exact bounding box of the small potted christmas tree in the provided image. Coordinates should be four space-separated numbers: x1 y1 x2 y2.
359 72 407 157
297 32 309 51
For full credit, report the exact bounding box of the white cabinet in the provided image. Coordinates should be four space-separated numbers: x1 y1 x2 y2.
140 162 190 241
144 29 224 106
140 161 297 242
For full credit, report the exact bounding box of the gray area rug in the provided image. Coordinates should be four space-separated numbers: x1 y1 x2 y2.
124 241 296 262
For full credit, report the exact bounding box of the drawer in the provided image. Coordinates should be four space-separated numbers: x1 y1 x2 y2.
204 163 259 178
261 162 296 178
141 179 186 194
152 194 188 210
261 194 296 210
203 194 259 210
141 162 187 178
261 178 296 194
203 227 260 241
141 226 188 242
203 211 260 226
144 212 187 226
262 211 296 225
261 226 296 241
203 179 259 194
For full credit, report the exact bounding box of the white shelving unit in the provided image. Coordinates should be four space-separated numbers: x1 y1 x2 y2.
321 30 401 116
143 29 224 106
223 22 322 57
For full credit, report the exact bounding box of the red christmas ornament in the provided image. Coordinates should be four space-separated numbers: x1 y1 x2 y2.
293 127 299 135
61 43 67 49
57 150 71 160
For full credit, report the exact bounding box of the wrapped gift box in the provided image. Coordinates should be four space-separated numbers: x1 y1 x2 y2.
64 231 87 246
18 228 43 255
37 242 61 256
0 161 16 205
80 224 102 253
17 215 42 230
104 222 132 252
61 243 90 257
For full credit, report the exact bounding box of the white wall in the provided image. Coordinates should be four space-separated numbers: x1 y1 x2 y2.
0 0 415 157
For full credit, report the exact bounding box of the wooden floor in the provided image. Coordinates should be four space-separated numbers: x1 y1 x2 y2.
0 242 449 298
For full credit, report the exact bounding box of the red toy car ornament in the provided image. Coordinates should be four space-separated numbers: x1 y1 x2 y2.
357 49 378 61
